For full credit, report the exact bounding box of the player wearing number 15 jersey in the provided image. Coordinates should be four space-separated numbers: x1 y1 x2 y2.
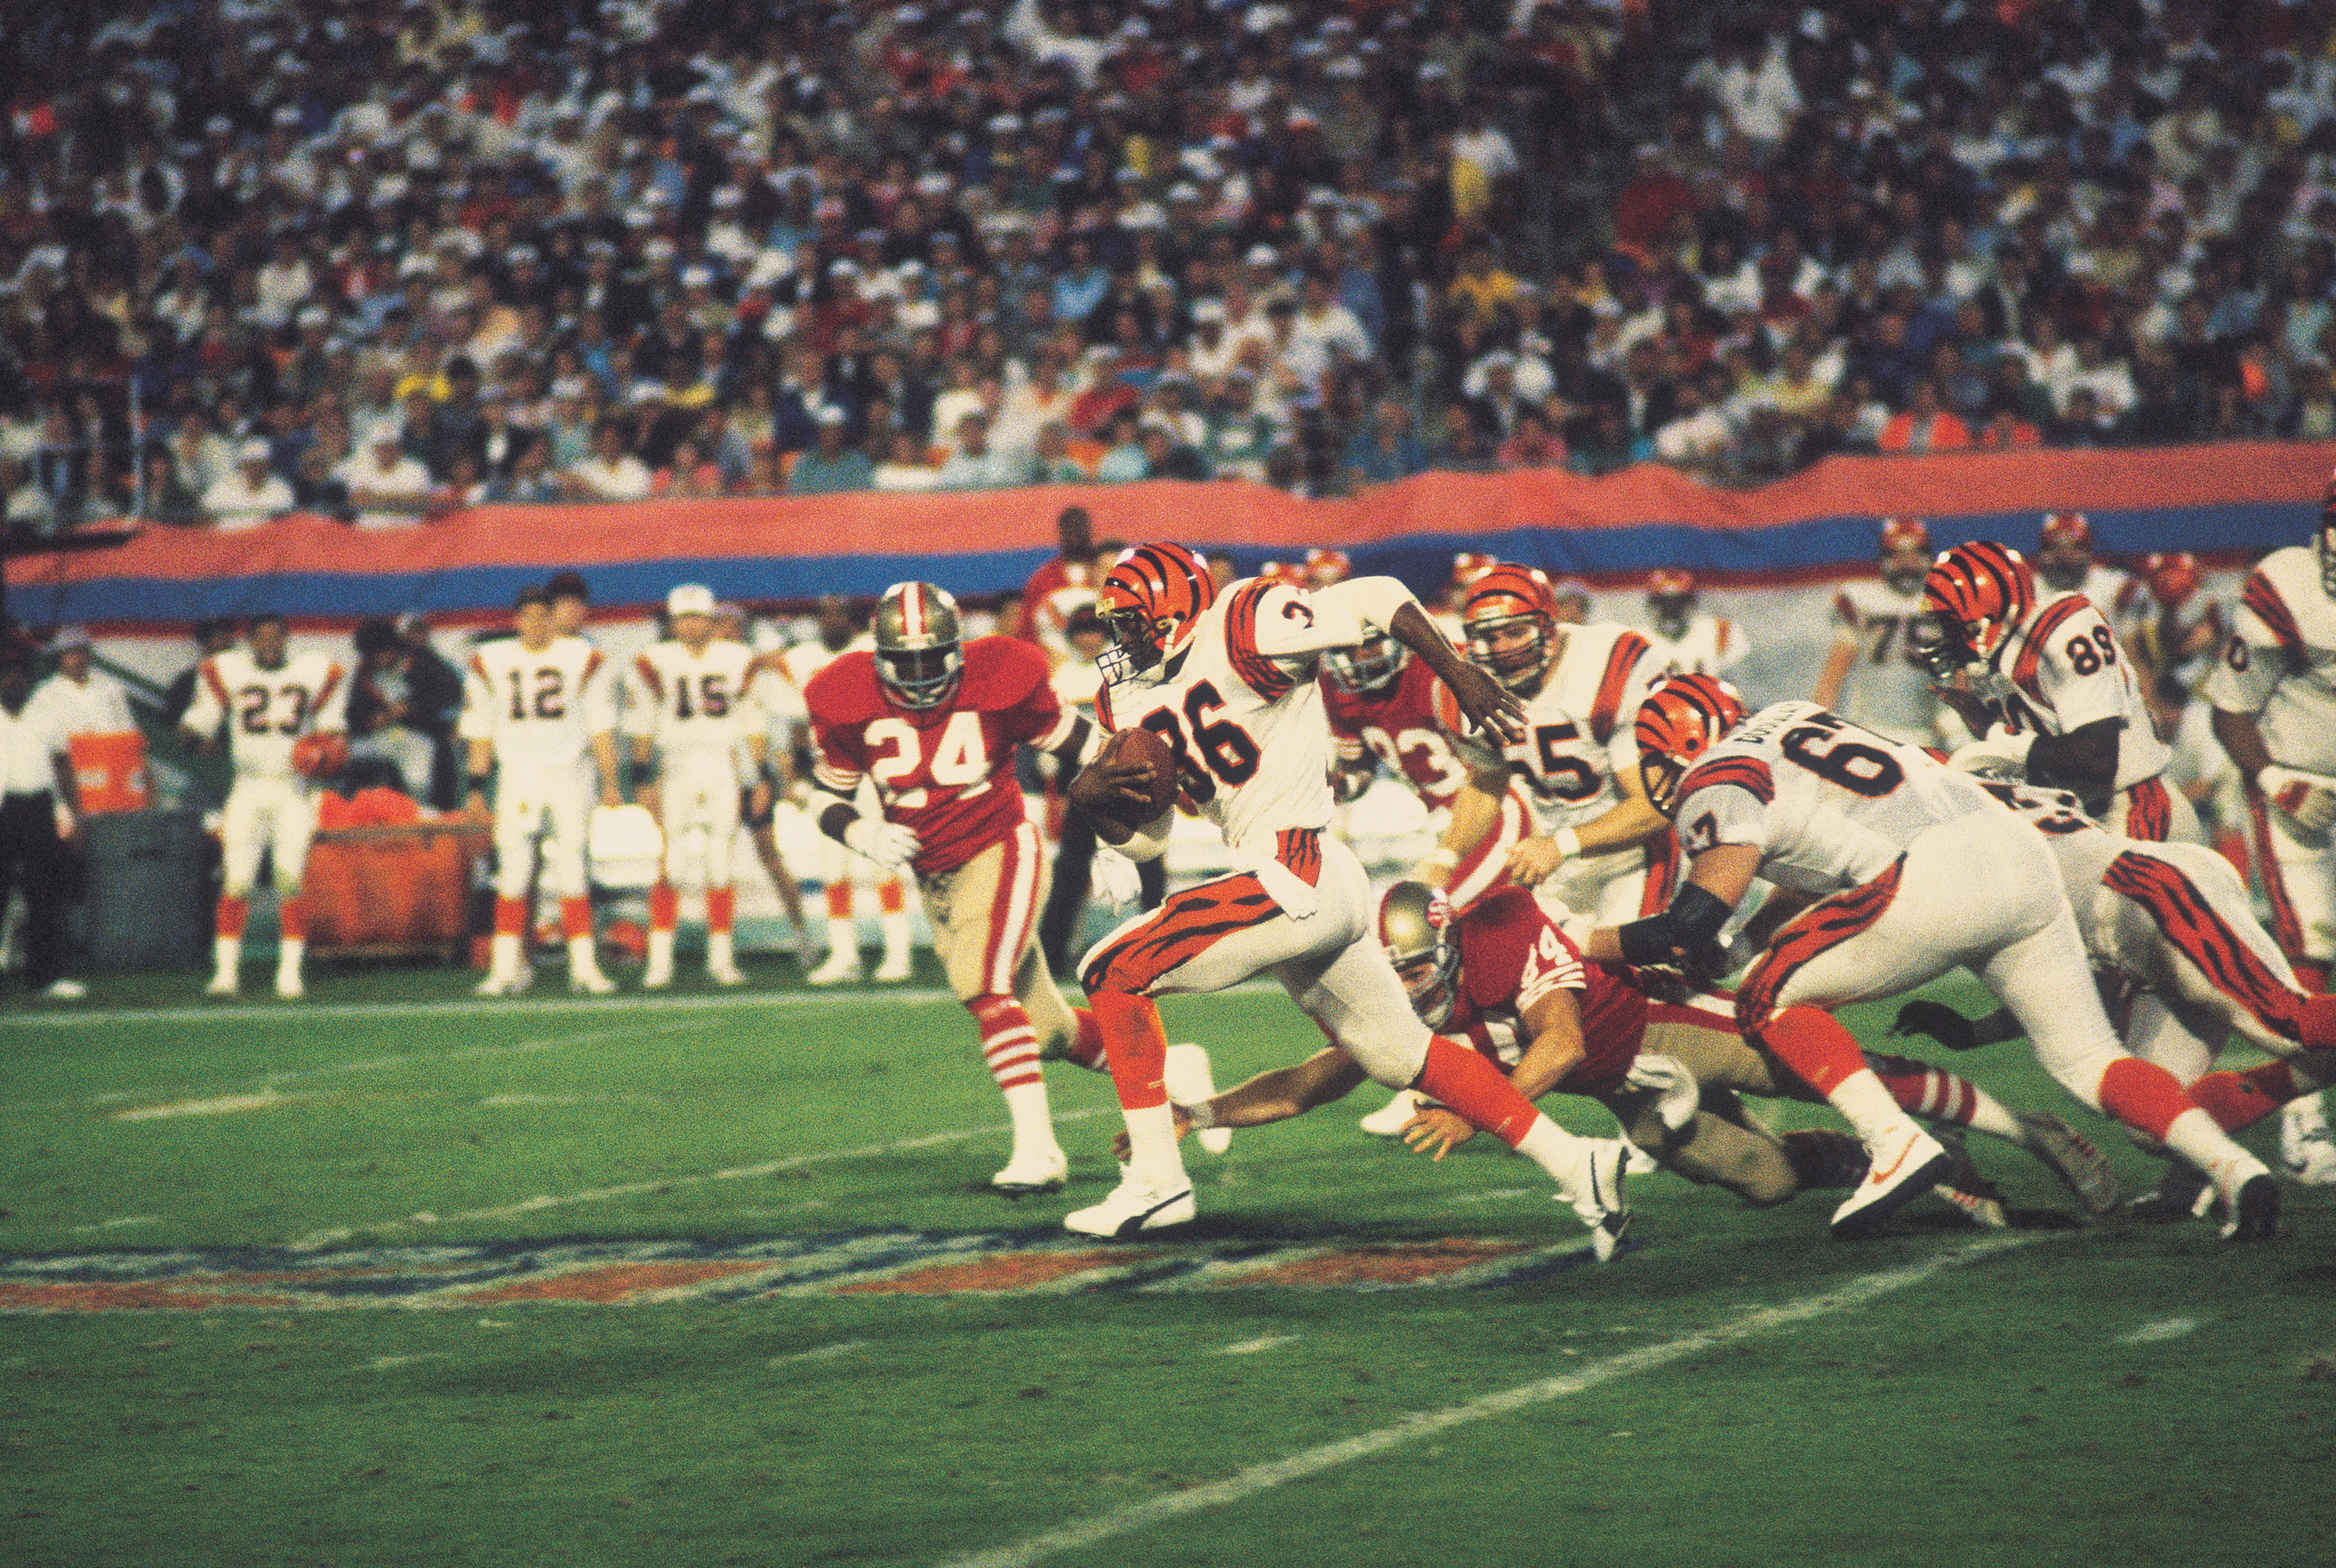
804 581 1113 1197
1066 543 1634 1253
181 612 348 1000
1588 678 2276 1240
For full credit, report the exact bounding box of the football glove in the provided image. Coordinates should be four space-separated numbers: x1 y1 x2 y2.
1890 999 1980 1052
1090 846 1142 909
1624 1051 1699 1132
2259 765 2336 835
843 817 921 870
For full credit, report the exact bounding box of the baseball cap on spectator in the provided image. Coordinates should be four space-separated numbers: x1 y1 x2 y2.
667 583 717 618
51 625 92 652
1190 298 1226 324
239 439 274 464
1245 244 1279 269
812 404 848 427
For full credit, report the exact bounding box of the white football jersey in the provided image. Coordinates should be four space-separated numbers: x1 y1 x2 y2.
1828 578 1939 744
1982 589 2171 792
1641 613 1750 679
183 648 350 781
1461 621 1659 834
624 638 766 758
460 634 617 773
2060 562 2142 628
2203 545 2336 775
1097 577 1392 855
1674 699 1998 895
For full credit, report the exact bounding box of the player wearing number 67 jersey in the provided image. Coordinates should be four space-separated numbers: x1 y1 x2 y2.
1919 541 2197 846
804 580 1118 1197
462 584 624 997
1066 544 1637 1255
624 584 772 989
181 612 348 1000
1584 678 2278 1240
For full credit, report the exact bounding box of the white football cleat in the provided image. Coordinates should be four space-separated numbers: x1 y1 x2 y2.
205 974 238 997
1562 1138 1633 1262
640 962 674 990
473 965 533 997
2278 1098 2336 1186
872 951 914 983
569 966 617 997
991 1145 1069 1195
1163 1043 1230 1154
1359 1088 1426 1137
1830 1124 1953 1240
1064 1169 1195 1237
40 979 86 1000
273 973 304 1001
707 962 748 988
806 950 862 986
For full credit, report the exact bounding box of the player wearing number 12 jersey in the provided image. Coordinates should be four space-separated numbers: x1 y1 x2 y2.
1066 543 1634 1253
804 581 1113 1196
181 612 348 1000
1588 678 2277 1239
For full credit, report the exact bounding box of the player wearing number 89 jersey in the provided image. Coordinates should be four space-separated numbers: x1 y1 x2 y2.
804 581 1113 1196
181 612 348 999
1067 545 1634 1254
1590 688 2277 1239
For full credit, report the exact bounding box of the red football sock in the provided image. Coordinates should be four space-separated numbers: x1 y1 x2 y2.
561 896 593 940
1866 1053 1977 1124
1088 990 1169 1110
706 887 735 933
216 894 249 939
877 877 906 915
1414 1035 1541 1148
1758 1005 1870 1096
2296 960 2330 991
970 994 1043 1092
824 882 853 919
2096 1056 2200 1141
648 881 679 933
494 895 527 937
2189 1060 2300 1133
1064 1007 1110 1071
277 896 308 941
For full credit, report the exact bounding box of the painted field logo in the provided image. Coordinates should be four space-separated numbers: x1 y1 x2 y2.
0 1230 1594 1312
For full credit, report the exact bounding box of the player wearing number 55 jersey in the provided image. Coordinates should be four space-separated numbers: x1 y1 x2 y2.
1586 677 2277 1240
1919 540 2197 846
1066 543 1634 1254
181 612 348 1000
626 584 772 989
1434 564 1673 937
804 581 1117 1197
463 584 624 997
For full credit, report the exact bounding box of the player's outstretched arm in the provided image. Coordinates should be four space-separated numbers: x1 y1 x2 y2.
1387 600 1524 743
1506 754 1670 884
1110 1048 1370 1159
1581 843 1760 966
1812 636 1856 711
1421 766 1508 888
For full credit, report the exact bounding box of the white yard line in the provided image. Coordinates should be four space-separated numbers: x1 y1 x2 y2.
9 986 959 1031
1215 1335 1300 1356
2118 1317 2200 1345
768 1340 870 1367
938 1235 2042 1568
283 1109 1116 1252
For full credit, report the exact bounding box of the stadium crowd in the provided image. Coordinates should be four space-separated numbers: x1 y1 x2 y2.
5 0 2336 533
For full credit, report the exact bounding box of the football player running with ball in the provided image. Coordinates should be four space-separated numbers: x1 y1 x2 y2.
181 612 349 1000
1587 675 2278 1241
1066 544 1636 1254
802 581 1121 1196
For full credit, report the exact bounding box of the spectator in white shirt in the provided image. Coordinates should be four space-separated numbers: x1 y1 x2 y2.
558 419 653 502
0 641 85 998
936 412 1034 490
338 423 435 526
200 440 294 529
28 624 135 740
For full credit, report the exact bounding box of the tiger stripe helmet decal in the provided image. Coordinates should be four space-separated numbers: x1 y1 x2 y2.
1920 541 2037 673
1096 542 1218 688
1633 673 1749 816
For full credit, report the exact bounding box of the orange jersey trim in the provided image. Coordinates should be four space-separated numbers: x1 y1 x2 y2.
1590 631 1651 744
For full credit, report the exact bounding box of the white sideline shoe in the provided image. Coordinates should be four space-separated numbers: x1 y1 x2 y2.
1064 1170 1194 1237
569 966 617 997
2278 1098 2336 1186
708 962 748 988
872 951 914 983
1163 1043 1230 1154
807 951 862 986
1562 1139 1633 1262
1830 1124 1952 1240
991 1145 1069 1196
641 962 674 990
1360 1088 1426 1137
40 979 86 1000
205 974 238 997
474 965 533 997
274 973 304 1001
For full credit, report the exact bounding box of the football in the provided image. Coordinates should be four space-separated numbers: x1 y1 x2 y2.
1093 725 1180 827
290 730 350 779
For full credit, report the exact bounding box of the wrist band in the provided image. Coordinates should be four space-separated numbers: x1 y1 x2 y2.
1182 1099 1219 1131
1552 828 1582 859
1423 846 1459 870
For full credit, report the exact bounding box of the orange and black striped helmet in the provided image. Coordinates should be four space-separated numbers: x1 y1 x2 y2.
1634 674 1747 815
1096 542 1217 687
1919 540 2035 673
1460 563 1561 694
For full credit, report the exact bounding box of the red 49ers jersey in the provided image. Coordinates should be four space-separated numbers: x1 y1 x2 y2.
1320 654 1475 810
1448 886 1646 1093
807 635 1073 876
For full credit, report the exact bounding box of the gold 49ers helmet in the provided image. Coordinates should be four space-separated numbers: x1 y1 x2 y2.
1460 563 1563 694
1634 673 1747 815
1377 880 1461 1028
872 580 964 709
1324 631 1407 694
1096 542 1217 687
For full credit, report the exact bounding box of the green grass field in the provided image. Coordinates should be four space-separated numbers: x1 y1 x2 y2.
2 958 2331 1568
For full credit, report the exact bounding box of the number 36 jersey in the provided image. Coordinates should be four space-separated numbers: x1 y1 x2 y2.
460 635 617 775
807 635 1074 877
185 648 349 782
1674 700 2000 895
